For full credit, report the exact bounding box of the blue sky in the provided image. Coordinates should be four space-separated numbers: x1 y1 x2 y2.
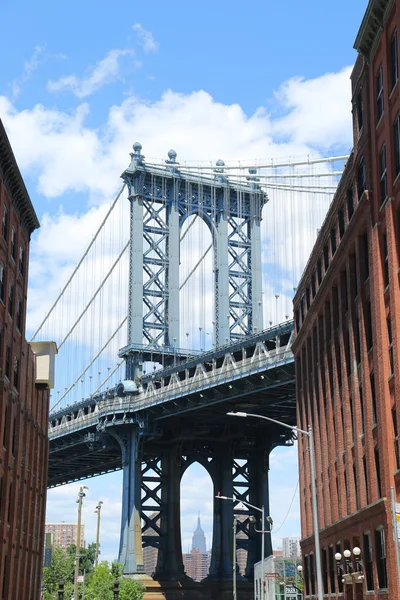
1 0 367 567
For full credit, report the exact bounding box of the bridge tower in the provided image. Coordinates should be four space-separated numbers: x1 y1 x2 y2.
112 145 278 598
119 143 266 382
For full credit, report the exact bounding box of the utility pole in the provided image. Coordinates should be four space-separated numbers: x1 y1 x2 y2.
233 515 237 600
94 500 103 568
74 486 88 600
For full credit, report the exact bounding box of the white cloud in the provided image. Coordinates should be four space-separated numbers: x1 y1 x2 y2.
1 67 352 203
47 49 136 98
132 24 159 54
272 66 353 149
10 45 46 99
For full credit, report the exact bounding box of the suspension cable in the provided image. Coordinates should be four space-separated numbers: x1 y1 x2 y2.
58 241 129 350
50 317 127 412
30 183 126 342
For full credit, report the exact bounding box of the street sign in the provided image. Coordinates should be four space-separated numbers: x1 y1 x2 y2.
76 575 84 583
284 584 301 599
396 503 400 540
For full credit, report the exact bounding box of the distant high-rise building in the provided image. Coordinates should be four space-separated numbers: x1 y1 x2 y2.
191 514 207 553
182 515 210 581
183 548 211 582
282 537 301 557
45 523 85 550
143 513 159 576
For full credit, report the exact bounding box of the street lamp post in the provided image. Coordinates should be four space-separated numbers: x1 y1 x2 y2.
227 411 324 600
233 515 237 600
94 500 103 568
75 485 88 600
216 493 272 600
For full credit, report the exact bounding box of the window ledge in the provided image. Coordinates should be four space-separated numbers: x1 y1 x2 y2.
376 113 384 130
389 79 399 100
393 171 400 189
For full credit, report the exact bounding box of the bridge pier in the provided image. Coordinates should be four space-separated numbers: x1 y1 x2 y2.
156 443 185 580
209 444 234 580
114 426 145 574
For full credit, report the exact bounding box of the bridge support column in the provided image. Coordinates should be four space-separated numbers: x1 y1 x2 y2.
156 443 185 580
215 195 230 347
246 441 272 578
209 445 233 580
116 427 144 574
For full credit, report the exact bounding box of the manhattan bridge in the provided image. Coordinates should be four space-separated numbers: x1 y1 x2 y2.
33 143 347 599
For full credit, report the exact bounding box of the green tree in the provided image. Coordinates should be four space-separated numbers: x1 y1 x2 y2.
42 545 75 599
84 562 145 600
85 561 114 600
119 577 145 600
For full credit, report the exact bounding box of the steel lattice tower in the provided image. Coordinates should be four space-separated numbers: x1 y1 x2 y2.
120 143 267 381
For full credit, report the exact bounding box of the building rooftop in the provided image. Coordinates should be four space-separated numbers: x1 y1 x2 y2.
0 119 39 236
354 0 392 59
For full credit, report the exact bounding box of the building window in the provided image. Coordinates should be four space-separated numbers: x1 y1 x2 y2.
7 483 12 523
295 309 300 332
311 273 316 298
357 157 366 199
382 233 389 288
374 528 388 589
391 31 399 90
317 260 322 285
322 549 328 594
323 244 329 271
365 301 373 351
330 228 337 256
377 66 384 121
347 187 354 219
19 246 25 277
363 533 374 590
335 543 343 593
338 207 345 239
370 374 377 425
387 316 394 376
13 357 19 391
380 144 387 204
7 281 13 318
306 287 310 310
11 417 16 456
309 553 315 595
363 456 369 504
2 555 7 599
328 546 335 593
360 385 365 435
375 448 382 498
393 408 400 470
2 205 8 242
394 112 400 176
0 264 4 304
2 406 8 448
5 344 10 380
10 228 16 261
361 232 369 281
355 318 361 364
16 298 22 333
356 91 363 132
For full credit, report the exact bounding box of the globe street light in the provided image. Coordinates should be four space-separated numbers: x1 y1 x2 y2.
74 485 88 600
94 500 103 568
216 493 272 600
227 411 323 600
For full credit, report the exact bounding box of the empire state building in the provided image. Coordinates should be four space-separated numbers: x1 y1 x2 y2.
191 514 207 553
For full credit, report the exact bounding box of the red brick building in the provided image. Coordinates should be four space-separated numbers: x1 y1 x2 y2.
292 1 400 598
0 120 53 600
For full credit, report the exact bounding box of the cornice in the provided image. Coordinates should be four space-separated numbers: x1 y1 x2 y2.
0 119 39 236
354 0 393 61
